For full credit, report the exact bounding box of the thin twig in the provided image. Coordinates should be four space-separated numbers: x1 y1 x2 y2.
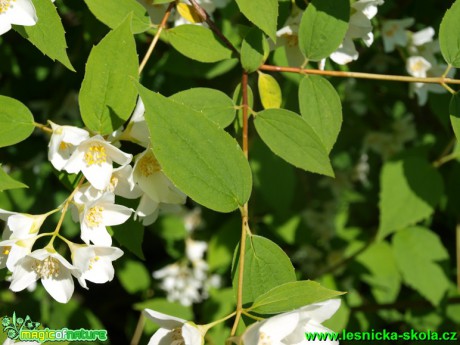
130 313 145 345
138 2 175 74
188 0 239 55
259 64 460 85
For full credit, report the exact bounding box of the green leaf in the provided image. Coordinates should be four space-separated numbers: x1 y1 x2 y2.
0 96 35 148
378 156 444 240
79 15 139 135
232 235 296 306
169 88 236 128
254 109 334 176
137 84 252 213
439 0 460 67
116 259 151 294
235 0 278 41
0 165 28 192
356 242 401 304
112 217 145 260
298 0 350 61
14 0 74 71
208 216 241 273
241 28 270 73
83 0 151 34
250 280 344 315
258 72 282 109
299 75 342 153
449 92 460 141
167 25 233 63
392 227 450 305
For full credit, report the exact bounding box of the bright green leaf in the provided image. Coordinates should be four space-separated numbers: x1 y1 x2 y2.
393 227 450 305
232 235 296 306
116 259 151 294
235 0 278 41
378 157 444 240
299 75 342 153
170 88 236 128
258 72 282 109
167 25 233 63
254 109 334 176
0 165 28 192
0 96 35 148
83 0 151 34
79 15 139 135
14 0 74 71
449 92 460 141
137 84 252 213
439 0 460 67
250 280 345 315
241 28 270 73
356 242 401 304
208 216 241 273
298 0 350 61
112 217 145 260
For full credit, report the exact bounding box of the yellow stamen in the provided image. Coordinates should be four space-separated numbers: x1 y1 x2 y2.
84 144 107 166
33 257 60 279
86 206 104 227
0 0 13 14
2 246 11 255
138 152 161 177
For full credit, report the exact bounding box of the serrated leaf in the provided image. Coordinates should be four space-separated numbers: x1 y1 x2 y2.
137 84 252 213
356 242 401 304
235 0 278 41
232 235 296 305
250 280 344 315
79 15 139 135
299 75 342 153
112 217 145 260
166 25 233 63
258 72 282 109
449 92 460 141
0 96 35 148
241 28 270 73
298 0 349 61
169 88 236 128
83 0 151 34
439 0 460 67
378 157 444 240
14 0 74 71
254 109 334 176
393 227 450 306
0 165 28 192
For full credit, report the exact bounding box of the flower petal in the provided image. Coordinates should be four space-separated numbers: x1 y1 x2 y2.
143 309 186 329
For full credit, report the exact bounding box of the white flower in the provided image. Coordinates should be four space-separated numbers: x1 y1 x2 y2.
133 148 186 205
330 0 384 65
0 237 36 271
9 248 81 303
120 98 150 148
185 239 207 263
275 7 305 67
64 135 132 190
0 209 48 239
242 299 341 345
143 309 204 345
78 193 132 246
381 18 414 52
70 244 123 288
406 56 431 79
48 122 90 171
0 0 37 36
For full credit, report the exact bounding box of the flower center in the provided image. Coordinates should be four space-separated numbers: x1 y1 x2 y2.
411 60 427 72
1 246 11 255
88 256 100 270
139 152 161 177
0 0 12 14
33 257 60 279
171 328 185 345
385 24 398 37
59 141 71 151
258 332 272 345
108 176 118 192
86 206 104 227
283 33 299 47
84 144 107 166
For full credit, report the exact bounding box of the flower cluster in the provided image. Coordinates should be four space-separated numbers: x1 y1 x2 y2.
0 97 187 303
152 209 221 306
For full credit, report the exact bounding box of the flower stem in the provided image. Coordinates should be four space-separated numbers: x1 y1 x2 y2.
201 311 236 332
259 64 460 85
138 2 175 75
130 313 145 345
34 122 52 134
